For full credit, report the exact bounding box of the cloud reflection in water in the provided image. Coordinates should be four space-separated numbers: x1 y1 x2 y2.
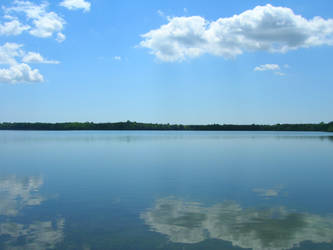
0 219 65 250
0 176 44 216
252 185 285 199
141 198 333 249
0 175 65 250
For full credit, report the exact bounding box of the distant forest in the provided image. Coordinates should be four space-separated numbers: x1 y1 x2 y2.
1 121 333 132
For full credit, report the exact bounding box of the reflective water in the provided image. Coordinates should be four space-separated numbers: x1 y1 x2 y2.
0 131 333 250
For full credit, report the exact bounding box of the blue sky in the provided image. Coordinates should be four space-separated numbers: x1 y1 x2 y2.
0 0 333 124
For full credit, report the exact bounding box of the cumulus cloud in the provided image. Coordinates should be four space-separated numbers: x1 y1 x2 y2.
0 63 44 83
29 12 65 39
0 42 59 83
0 42 24 65
0 1 88 83
254 64 280 71
113 56 121 60
22 52 60 64
60 0 91 12
4 1 66 41
140 4 333 62
0 19 30 36
141 198 333 249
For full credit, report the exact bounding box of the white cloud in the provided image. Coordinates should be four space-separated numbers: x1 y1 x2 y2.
3 15 16 20
56 32 66 43
141 16 208 61
0 43 59 83
0 42 59 66
157 10 165 17
4 1 66 42
22 52 60 64
275 71 286 76
0 63 44 84
0 19 30 36
60 0 91 12
254 64 280 71
0 42 24 65
29 12 65 39
140 4 333 62
254 64 288 75
113 56 121 60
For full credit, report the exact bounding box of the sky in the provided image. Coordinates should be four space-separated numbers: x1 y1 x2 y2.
0 0 333 124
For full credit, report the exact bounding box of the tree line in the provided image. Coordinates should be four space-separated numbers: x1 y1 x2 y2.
0 121 333 132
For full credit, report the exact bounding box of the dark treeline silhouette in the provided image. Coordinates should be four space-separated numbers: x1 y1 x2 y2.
1 121 333 132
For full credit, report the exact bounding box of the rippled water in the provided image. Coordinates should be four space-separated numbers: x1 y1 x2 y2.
0 131 333 250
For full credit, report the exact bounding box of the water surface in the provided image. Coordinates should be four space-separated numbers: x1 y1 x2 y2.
1 131 333 249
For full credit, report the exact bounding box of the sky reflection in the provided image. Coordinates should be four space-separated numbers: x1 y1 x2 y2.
141 197 333 250
0 219 65 250
0 176 44 216
0 175 65 250
252 185 285 199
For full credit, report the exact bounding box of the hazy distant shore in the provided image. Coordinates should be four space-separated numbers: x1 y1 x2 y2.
1 121 332 132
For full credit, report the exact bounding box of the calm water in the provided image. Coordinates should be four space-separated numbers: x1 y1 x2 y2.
0 131 333 250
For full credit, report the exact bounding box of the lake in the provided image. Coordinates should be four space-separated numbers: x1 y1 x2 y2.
0 131 333 250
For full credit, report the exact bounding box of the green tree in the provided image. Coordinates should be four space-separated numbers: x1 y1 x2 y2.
328 125 333 132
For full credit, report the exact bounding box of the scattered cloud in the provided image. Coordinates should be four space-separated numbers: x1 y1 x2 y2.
254 64 280 71
4 0 66 42
60 0 91 12
254 64 288 76
140 4 333 62
56 32 66 43
0 1 89 83
275 71 286 76
0 2 91 85
30 12 65 39
113 56 121 60
157 9 165 17
3 15 16 20
0 19 30 36
0 42 24 65
1 0 88 41
0 42 59 84
142 197 333 249
0 63 44 84
22 52 60 64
